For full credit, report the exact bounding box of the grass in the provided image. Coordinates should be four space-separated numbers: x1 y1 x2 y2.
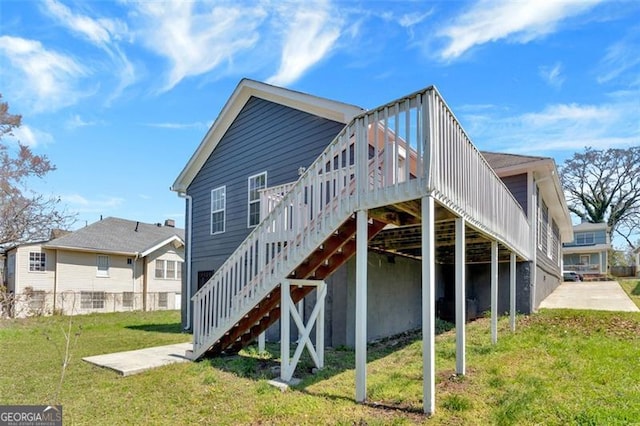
1 309 639 425
619 278 640 308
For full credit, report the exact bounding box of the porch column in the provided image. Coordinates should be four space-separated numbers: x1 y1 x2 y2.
510 252 516 332
422 195 436 415
491 241 498 345
455 217 466 376
355 209 368 402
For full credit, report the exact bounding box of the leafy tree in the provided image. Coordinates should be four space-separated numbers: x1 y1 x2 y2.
560 146 640 249
0 94 75 246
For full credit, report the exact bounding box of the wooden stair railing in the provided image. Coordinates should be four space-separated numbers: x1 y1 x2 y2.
203 216 386 356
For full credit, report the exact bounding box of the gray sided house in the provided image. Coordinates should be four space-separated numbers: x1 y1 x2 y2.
172 79 573 351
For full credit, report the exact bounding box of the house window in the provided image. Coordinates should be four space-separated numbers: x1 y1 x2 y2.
97 255 109 277
29 252 46 272
123 292 134 308
576 233 595 245
81 291 105 309
580 255 591 265
158 292 168 308
8 254 15 277
248 172 267 227
155 260 180 280
211 186 226 234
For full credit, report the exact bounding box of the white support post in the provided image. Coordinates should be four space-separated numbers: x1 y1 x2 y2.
455 217 466 376
258 332 265 353
491 241 498 345
422 195 436 415
355 209 368 403
316 283 325 368
510 252 516 332
280 280 291 382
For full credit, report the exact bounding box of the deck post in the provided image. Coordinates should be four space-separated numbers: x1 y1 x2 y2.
355 209 368 402
491 241 498 345
258 332 265 352
455 217 466 376
510 252 516 332
280 280 291 381
422 195 436 415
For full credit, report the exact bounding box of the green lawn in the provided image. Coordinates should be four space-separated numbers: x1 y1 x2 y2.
619 278 640 308
1 309 638 425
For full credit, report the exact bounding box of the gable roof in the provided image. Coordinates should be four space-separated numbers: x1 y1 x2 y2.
171 78 365 193
482 151 548 172
44 217 184 257
572 221 609 232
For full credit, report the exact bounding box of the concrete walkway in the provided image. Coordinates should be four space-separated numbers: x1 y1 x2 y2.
539 281 639 312
83 342 192 376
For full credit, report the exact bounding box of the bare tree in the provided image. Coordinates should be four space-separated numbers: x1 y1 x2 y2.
0 94 75 246
560 146 640 249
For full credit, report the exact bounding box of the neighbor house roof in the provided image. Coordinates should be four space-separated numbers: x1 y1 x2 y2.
572 221 609 232
44 217 184 257
482 151 573 242
171 78 365 193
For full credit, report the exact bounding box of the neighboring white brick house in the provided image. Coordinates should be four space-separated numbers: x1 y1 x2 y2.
2 217 184 317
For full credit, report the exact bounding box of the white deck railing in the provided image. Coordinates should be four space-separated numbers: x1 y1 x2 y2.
191 87 531 359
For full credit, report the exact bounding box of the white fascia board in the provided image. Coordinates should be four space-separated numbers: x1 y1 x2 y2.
140 235 185 258
171 78 364 193
43 245 138 257
562 243 611 254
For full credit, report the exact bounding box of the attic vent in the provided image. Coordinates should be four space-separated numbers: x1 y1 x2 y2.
164 219 175 228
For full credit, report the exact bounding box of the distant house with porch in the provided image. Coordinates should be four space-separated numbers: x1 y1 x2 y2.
562 222 610 276
2 217 184 317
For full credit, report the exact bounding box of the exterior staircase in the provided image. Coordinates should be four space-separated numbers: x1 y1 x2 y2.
190 86 533 360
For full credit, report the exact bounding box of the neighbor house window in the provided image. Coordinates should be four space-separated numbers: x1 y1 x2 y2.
211 186 226 234
97 255 109 277
122 292 134 308
158 292 168 308
248 172 267 227
576 233 595 245
155 260 181 280
81 291 105 309
29 252 46 272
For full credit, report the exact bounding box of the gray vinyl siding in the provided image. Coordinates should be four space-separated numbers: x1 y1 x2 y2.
187 96 346 278
500 173 528 214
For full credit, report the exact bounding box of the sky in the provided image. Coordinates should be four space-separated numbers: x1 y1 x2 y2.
1 0 638 246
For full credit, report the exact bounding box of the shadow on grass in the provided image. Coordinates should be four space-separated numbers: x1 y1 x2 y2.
125 322 184 334
632 282 640 296
201 318 456 413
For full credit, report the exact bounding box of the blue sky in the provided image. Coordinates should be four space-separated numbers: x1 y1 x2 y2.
1 0 638 243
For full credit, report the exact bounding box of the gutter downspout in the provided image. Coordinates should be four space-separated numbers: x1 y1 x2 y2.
529 172 538 312
178 192 193 331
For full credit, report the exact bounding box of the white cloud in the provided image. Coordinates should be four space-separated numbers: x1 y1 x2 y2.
142 121 207 130
132 1 266 92
438 0 603 60
0 36 89 112
66 114 102 129
267 1 342 86
42 0 135 101
539 62 565 88
43 0 128 45
597 28 640 84
459 93 639 155
63 193 124 212
8 125 54 148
